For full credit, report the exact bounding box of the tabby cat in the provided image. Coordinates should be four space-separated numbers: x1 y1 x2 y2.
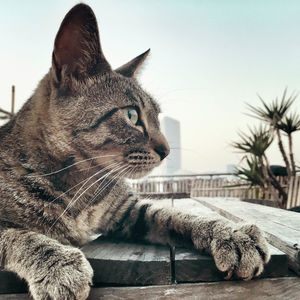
0 4 270 300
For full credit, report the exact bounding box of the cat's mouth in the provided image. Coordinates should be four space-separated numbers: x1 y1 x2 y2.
124 150 160 178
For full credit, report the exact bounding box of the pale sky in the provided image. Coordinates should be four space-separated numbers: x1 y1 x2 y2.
1 0 300 172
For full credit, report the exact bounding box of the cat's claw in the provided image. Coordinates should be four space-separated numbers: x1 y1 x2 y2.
224 269 233 280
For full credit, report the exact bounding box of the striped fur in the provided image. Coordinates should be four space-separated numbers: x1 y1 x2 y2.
0 4 270 299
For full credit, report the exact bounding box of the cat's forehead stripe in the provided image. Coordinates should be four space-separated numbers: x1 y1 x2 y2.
125 90 143 107
72 108 119 136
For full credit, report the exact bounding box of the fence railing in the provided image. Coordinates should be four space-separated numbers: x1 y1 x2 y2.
190 176 288 201
131 173 235 198
130 177 194 198
131 173 296 207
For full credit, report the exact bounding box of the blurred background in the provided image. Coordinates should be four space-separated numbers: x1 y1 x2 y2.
1 0 300 173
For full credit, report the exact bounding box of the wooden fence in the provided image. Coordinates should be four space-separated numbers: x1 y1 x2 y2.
287 176 300 209
190 176 288 201
131 178 192 198
131 174 300 208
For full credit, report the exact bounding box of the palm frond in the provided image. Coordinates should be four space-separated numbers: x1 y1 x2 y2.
277 112 300 135
235 155 265 187
232 125 274 157
246 88 297 128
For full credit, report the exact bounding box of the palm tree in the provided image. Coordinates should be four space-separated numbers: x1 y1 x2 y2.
278 113 300 176
246 89 297 179
232 155 264 199
232 126 273 190
232 126 273 157
236 155 264 188
232 126 287 207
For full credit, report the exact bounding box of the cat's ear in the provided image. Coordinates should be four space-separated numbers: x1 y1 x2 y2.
115 49 150 77
52 4 111 84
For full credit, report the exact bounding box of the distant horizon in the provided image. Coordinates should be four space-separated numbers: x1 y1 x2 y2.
1 0 300 172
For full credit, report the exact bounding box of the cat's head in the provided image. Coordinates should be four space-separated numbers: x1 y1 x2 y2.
47 4 169 179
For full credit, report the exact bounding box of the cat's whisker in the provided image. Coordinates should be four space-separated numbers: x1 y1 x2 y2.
94 164 130 196
29 154 117 177
84 165 131 210
47 160 120 205
92 162 127 196
169 147 203 158
92 161 131 196
94 165 131 198
67 161 122 209
48 163 125 231
41 161 121 228
68 163 126 210
87 165 136 211
93 164 120 196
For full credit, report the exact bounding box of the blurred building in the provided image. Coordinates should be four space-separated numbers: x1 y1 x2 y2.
153 116 182 175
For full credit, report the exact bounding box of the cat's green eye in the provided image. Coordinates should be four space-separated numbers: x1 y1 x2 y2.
126 108 139 125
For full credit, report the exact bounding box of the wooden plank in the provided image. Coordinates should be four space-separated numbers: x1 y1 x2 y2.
175 245 288 283
193 197 300 275
3 277 300 300
241 198 277 207
0 238 171 293
138 192 189 199
172 198 226 218
81 237 171 286
171 198 288 282
87 277 300 300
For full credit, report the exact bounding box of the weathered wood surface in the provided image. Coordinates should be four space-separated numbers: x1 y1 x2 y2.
158 198 224 218
82 238 171 285
193 197 300 275
175 245 288 283
2 278 300 300
139 192 189 199
241 198 277 207
0 198 292 294
168 199 288 282
88 277 300 300
0 238 171 293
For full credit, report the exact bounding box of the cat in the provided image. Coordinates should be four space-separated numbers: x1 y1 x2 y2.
0 4 270 300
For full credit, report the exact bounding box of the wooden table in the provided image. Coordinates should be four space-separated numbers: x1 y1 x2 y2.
1 197 299 299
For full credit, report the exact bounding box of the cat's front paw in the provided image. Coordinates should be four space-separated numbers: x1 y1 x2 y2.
210 223 270 280
29 247 93 300
192 221 270 280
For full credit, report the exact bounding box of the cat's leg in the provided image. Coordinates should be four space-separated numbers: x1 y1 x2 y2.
111 199 270 280
0 228 93 300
